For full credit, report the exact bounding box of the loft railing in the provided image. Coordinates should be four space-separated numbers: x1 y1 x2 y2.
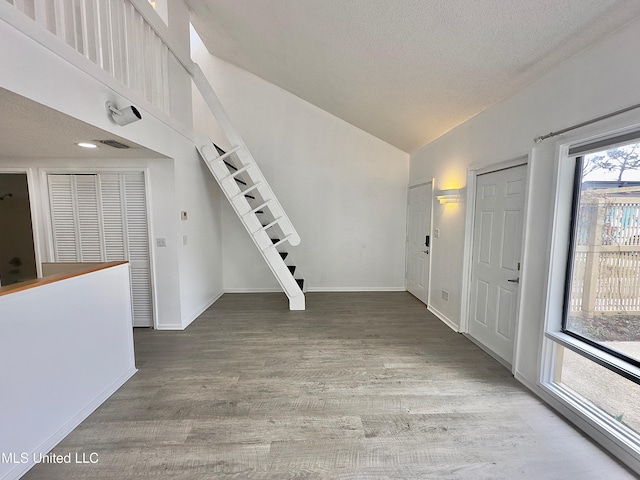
3 0 176 115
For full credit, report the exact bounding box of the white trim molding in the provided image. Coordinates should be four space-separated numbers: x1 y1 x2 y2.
428 304 459 332
306 287 407 293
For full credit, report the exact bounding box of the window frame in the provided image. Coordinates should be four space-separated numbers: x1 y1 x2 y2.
539 118 640 474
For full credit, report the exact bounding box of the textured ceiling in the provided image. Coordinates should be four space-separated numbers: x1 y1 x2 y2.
0 88 161 159
187 0 640 152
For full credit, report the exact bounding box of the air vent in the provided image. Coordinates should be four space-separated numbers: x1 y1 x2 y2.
97 139 130 149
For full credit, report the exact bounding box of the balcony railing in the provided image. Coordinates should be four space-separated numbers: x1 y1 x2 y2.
4 0 178 115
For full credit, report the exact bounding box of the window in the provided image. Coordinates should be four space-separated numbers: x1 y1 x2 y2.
563 139 640 367
541 128 640 471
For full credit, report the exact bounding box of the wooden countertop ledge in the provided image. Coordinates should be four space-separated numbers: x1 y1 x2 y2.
0 261 128 297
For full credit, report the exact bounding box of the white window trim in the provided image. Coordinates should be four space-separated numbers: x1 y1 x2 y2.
539 111 640 473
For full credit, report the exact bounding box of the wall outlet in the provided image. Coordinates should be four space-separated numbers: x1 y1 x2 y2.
182 235 188 246
442 289 449 301
156 237 166 248
434 228 440 238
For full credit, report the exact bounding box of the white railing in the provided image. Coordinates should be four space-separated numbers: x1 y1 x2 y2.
4 0 174 114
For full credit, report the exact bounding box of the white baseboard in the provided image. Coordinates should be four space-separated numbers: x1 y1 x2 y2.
155 323 184 331
224 288 282 293
5 368 137 480
464 333 512 370
305 287 406 292
222 287 407 294
427 304 459 332
180 290 224 329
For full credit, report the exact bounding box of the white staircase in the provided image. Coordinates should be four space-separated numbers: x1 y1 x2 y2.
192 67 305 311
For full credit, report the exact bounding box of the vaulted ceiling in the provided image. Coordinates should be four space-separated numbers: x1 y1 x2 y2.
187 0 640 152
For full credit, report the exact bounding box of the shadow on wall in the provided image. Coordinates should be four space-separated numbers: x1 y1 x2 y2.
0 173 37 285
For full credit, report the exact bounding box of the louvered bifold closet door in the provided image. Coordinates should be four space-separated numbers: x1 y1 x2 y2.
48 174 81 261
48 173 153 327
121 173 153 328
99 173 126 261
75 175 103 261
48 174 102 261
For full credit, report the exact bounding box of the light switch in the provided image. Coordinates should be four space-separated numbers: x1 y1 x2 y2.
181 211 188 221
434 228 440 238
183 235 188 246
156 238 166 247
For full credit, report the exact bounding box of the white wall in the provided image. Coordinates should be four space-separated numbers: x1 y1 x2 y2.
0 14 224 329
409 17 640 385
192 44 410 292
166 0 193 131
0 263 136 480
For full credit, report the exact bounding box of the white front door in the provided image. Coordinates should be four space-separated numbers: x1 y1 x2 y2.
406 183 432 304
469 164 526 365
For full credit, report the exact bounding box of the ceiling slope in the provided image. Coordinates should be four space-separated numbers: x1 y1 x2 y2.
187 0 640 152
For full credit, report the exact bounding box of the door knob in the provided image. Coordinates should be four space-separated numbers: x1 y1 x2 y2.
508 278 520 284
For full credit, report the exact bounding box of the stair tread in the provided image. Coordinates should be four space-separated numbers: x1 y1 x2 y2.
296 278 304 289
224 160 238 171
288 265 296 274
235 177 247 186
245 194 255 200
279 252 288 260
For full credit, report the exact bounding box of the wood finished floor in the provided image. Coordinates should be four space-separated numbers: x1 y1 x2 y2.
23 292 635 479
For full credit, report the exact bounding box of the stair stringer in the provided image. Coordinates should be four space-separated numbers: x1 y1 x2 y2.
196 138 305 311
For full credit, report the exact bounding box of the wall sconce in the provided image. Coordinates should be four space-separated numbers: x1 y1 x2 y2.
436 189 461 204
106 101 142 126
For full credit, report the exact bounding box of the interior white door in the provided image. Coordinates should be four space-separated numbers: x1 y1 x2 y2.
406 183 432 304
469 164 526 365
